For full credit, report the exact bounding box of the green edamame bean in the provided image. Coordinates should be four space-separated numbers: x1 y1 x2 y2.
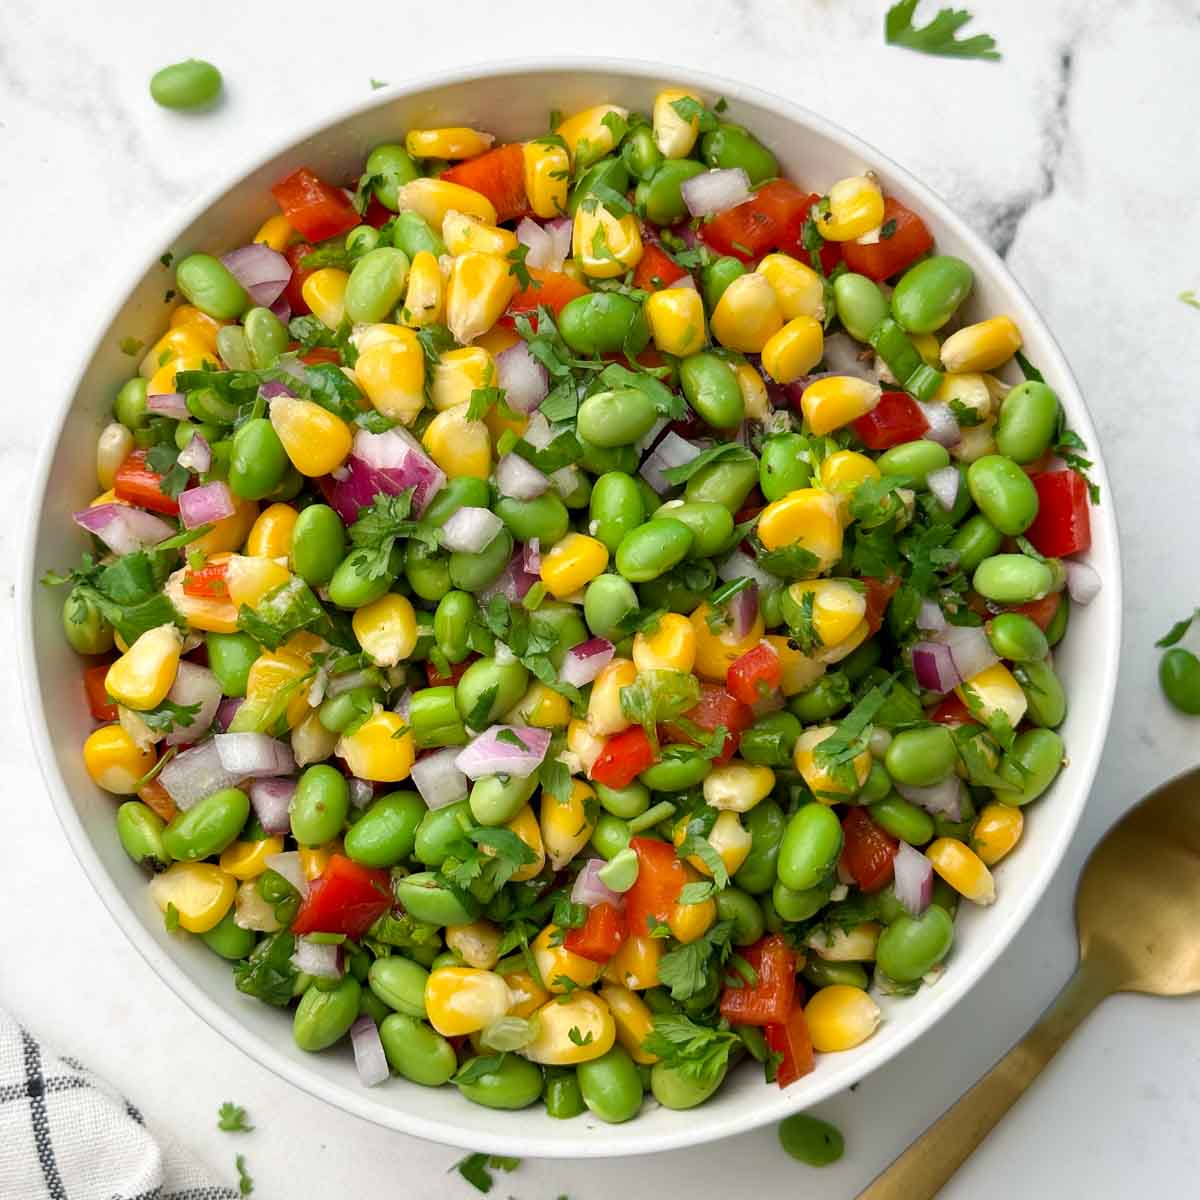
448 528 514 592
1014 659 1066 728
149 59 222 109
966 455 1040 535
243 306 288 369
390 210 446 260
530 602 587 670
615 518 694 582
996 381 1060 464
986 612 1049 662
789 672 851 723
395 871 480 925
759 891 783 932
200 909 256 960
584 574 639 639
495 493 569 545
869 796 934 846
403 540 451 603
414 799 472 867
368 957 430 1018
577 1046 643 1123
470 772 539 827
843 638 883 685
740 712 802 767
733 800 786 894
432 591 476 665
344 792 425 866
456 657 529 727
773 878 832 922
228 417 287 500
834 273 889 343
684 449 759 510
1045 593 1069 647
62 588 113 655
359 987 392 1025
294 977 361 1052
595 781 650 820
931 877 960 917
318 685 382 735
950 514 1004 574
590 814 632 860
545 1068 586 1119
115 801 170 870
778 1114 845 1166
115 377 150 430
973 554 1054 605
702 256 747 312
366 144 420 211
778 803 843 891
289 504 345 587
560 293 649 357
652 500 734 559
651 1061 727 1110
409 685 468 747
622 125 663 180
639 750 711 790
716 886 767 946
1161 648 1200 714
885 725 958 787
891 255 974 334
876 440 951 489
568 157 630 216
456 1054 544 1109
701 122 778 185
876 905 955 983
577 387 658 448
870 675 926 730
346 225 381 260
291 765 350 846
860 760 893 804
590 473 645 554
801 958 869 990
994 729 1064 806
175 253 249 321
636 159 707 225
162 787 249 861
379 1013 457 1085
578 437 640 476
205 632 258 698
216 325 252 370
759 434 813 502
679 353 745 429
344 248 410 324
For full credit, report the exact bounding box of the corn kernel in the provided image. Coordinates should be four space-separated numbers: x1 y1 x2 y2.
800 375 882 435
504 966 551 1018
757 488 843 570
761 315 824 384
586 658 638 736
224 555 290 609
805 985 882 1052
140 326 213 379
602 935 662 991
97 422 134 491
532 923 604 994
645 286 706 357
269 396 353 477
193 498 258 559
336 710 415 782
935 372 993 423
794 724 872 799
541 532 609 600
299 842 338 880
632 613 695 673
941 316 1022 374
352 593 418 668
446 919 503 969
711 272 784 353
506 805 546 882
573 203 644 279
972 803 1024 866
246 503 298 559
667 870 717 943
927 837 996 905
445 251 517 344
567 717 605 776
704 762 776 813
821 450 881 496
395 177 497 228
508 681 571 729
83 724 156 794
442 209 519 258
164 568 238 634
522 140 570 218
819 175 885 242
676 809 752 877
168 303 224 345
105 624 182 712
422 404 492 479
399 249 445 328
406 127 495 160
523 991 616 1065
689 601 765 681
301 267 349 329
765 634 825 696
540 779 597 870
254 214 296 252
219 836 285 880
758 253 825 321
424 966 512 1036
243 644 315 729
431 345 494 412
653 88 702 159
786 577 868 648
557 104 630 168
950 417 997 463
955 662 1027 730
354 327 426 424
912 332 942 367
148 862 237 934
734 362 771 421
806 921 881 962
599 983 658 1063
292 710 338 767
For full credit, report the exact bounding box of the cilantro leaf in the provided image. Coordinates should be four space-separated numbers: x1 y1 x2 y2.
506 243 537 291
451 1153 520 1194
884 0 1001 61
217 1102 254 1133
233 932 298 1007
619 669 700 752
237 577 329 651
1180 289 1200 310
1156 608 1200 648
813 675 895 785
656 920 735 1001
661 443 754 486
139 698 202 734
669 95 720 134
785 587 824 655
345 490 434 581
235 1153 254 1196
641 1013 738 1084
452 1055 508 1085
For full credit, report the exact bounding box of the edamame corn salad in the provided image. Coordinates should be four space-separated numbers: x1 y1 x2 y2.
51 89 1102 1120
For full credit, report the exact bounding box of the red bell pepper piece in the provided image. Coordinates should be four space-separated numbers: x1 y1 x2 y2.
590 726 656 789
291 854 393 940
929 694 978 727
665 683 753 764
726 642 783 706
563 902 628 963
440 143 528 222
839 807 899 893
504 268 590 327
1024 470 1092 558
270 167 359 243
182 560 229 599
362 193 392 229
765 999 816 1088
300 346 342 366
83 663 117 722
701 180 812 262
624 838 688 938
841 197 934 282
1007 591 1063 632
853 390 929 450
113 450 180 516
719 934 797 1027
633 244 689 292
862 574 901 636
282 241 315 316
425 656 476 688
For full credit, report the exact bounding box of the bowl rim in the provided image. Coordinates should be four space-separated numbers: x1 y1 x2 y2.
17 54 1121 1158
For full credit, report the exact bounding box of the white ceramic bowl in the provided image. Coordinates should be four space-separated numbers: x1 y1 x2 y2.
18 59 1121 1158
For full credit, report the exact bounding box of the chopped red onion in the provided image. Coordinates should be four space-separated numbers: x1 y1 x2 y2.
896 775 965 819
893 842 934 916
331 427 446 521
439 506 503 553
146 392 189 419
496 453 550 501
545 218 573 270
927 465 961 511
640 432 701 493
265 850 308 896
73 504 174 555
495 341 550 413
291 937 341 978
249 777 296 834
455 725 552 778
916 598 947 633
571 858 624 909
214 732 296 778
479 550 539 604
523 538 542 575
159 739 242 810
221 243 291 307
269 295 292 325
717 550 781 590
912 626 998 692
259 380 296 401
516 218 555 270
912 641 957 693
350 1015 390 1087
411 746 470 810
348 778 374 810
163 662 223 747
176 432 212 474
1064 560 1101 605
560 638 615 687
916 401 961 448
726 583 760 640
680 167 753 218
178 481 236 529
214 697 243 732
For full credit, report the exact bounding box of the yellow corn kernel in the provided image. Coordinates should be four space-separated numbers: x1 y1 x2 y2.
927 836 997 905
475 325 520 357
163 568 238 635
148 862 237 934
96 422 134 491
757 488 843 571
506 805 546 883
523 991 616 1065
406 127 494 160
504 966 551 1019
645 286 707 357
442 209 519 258
950 417 997 464
632 612 696 673
586 657 638 736
558 104 630 167
351 594 417 669
299 841 342 880
90 489 120 507
567 717 605 776
818 175 885 242
667 871 717 943
941 316 1022 374
765 634 826 696
676 810 752 877
219 836 285 881
821 449 881 497
532 923 604 994
336 710 415 782
147 356 201 399
540 780 597 871
292 710 338 768
225 555 291 610
395 177 497 228
508 681 571 730
541 533 609 600
954 662 1027 730
193 498 258 559
599 983 658 1064
807 921 881 962
301 267 349 329
105 624 182 711
421 404 492 479
424 966 512 1036
794 724 872 799
734 362 771 421
445 251 517 344
805 985 882 1052
972 803 1024 866
652 88 702 159
168 304 224 352
761 315 824 384
758 253 825 321
711 272 784 353
912 332 942 368
800 375 882 435
244 647 313 730
430 345 493 412
354 328 426 424
602 935 662 991
446 919 503 969
689 601 765 682
522 140 570 219
140 326 213 379
83 724 156 794
399 249 445 328
704 761 776 813
254 214 296 252
353 321 413 354
270 396 354 477
246 503 298 559
935 372 993 424
572 204 644 280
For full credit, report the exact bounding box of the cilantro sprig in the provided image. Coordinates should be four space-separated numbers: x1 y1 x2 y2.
885 0 1001 61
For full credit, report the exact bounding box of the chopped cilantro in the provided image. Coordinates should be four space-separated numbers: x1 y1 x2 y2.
661 443 754 486
369 77 388 90
452 1152 520 1194
884 0 1001 60
119 336 144 357
237 577 329 651
641 1013 739 1084
506 243 537 291
452 1054 508 1085
656 920 735 1001
163 902 180 932
1156 608 1200 648
949 397 984 427
669 95 721 133
813 675 896 786
139 698 201 734
786 588 824 654
619 669 700 751
235 1153 254 1196
217 1102 253 1133
567 1025 594 1046
346 490 433 581
1180 289 1200 310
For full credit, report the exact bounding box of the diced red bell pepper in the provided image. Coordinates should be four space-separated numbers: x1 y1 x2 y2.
362 193 392 229
929 694 978 727
291 854 393 940
137 778 176 823
282 241 315 316
563 902 628 963
862 574 901 636
440 143 528 222
300 346 342 366
83 663 117 722
840 197 935 282
113 450 180 516
1007 591 1063 632
1024 470 1092 559
665 683 753 765
701 180 811 262
424 656 475 688
853 391 929 450
726 642 783 705
504 268 590 327
775 190 843 274
765 999 816 1088
624 838 688 938
839 807 898 893
590 726 657 789
182 561 229 599
718 933 796 1026
270 167 359 243
633 243 689 292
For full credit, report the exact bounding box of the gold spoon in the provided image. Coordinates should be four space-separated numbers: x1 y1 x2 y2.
858 768 1200 1199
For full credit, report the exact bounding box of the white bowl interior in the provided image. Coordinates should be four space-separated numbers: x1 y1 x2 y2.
19 60 1120 1158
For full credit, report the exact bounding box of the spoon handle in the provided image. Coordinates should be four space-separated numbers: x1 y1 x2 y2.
856 959 1113 1200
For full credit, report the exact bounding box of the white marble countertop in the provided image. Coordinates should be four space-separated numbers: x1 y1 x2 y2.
4 0 1200 1195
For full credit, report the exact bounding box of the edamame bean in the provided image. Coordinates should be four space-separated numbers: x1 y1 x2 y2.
149 59 222 109
289 503 345 587
701 122 778 185
986 612 1049 663
773 878 833 922
651 1061 727 1110
993 729 1064 806
584 574 639 639
162 787 249 861
876 905 955 983
1161 648 1200 715
569 157 630 217
996 381 1060 464
403 540 451 603
395 871 480 925
344 792 425 866
319 685 382 734
346 225 381 260
293 977 362 1052
715 887 766 946
966 455 1040 535
789 673 851 723
639 749 711 790
378 1012 457 1085
595 781 650 820
456 658 529 727
366 144 421 212
834 273 889 343
623 126 663 180
243 306 288 369
115 377 150 429
577 1046 643 1124
495 493 569 545
590 814 632 860
216 325 252 370
801 958 869 990
842 638 883 685
652 500 734 559
860 761 892 804
973 554 1054 604
778 1114 845 1166
116 801 170 870
545 1068 586 1119
869 796 934 845
578 437 640 476
778 803 843 891
1014 659 1066 728
885 726 958 787
229 417 287 500
291 765 350 846
200 909 256 960
560 293 649 357
456 1054 544 1109
759 434 813 502
470 772 539 827
345 248 410 324
590 473 645 554
533 602 589 670
740 712 802 767
876 440 952 489
891 255 974 334
615 518 694 582
205 632 258 698
680 353 745 429
684 449 758 510
636 159 708 225
433 591 477 665
950 514 1004 574
368 957 430 1017
414 799 472 867
733 800 786 894
702 256 747 311
62 588 113 655
1045 593 1069 647
577 388 659 448
449 528 514 592
175 253 249 320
